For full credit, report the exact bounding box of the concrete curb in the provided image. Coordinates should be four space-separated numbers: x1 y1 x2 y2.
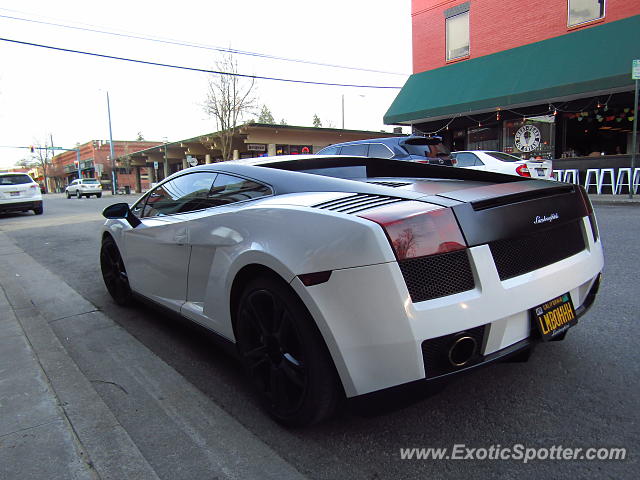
0 232 308 480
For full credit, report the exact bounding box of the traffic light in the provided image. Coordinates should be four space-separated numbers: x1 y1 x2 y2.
30 146 34 153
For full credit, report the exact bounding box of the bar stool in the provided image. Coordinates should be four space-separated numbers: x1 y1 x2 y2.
633 168 640 194
563 169 580 184
615 168 632 194
584 169 600 193
598 168 616 194
551 169 564 181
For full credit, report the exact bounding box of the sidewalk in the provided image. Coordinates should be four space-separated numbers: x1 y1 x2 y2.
588 193 640 206
0 231 308 480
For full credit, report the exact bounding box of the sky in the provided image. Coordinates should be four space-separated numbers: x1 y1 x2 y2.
0 0 413 168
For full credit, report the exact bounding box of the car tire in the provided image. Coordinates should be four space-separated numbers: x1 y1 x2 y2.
33 205 43 215
77 191 83 199
97 193 102 198
100 236 133 306
235 275 340 427
66 191 71 199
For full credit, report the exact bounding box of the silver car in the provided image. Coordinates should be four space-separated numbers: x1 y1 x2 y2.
65 178 103 198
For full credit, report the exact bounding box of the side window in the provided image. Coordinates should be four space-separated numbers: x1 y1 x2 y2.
340 144 368 156
368 143 394 159
208 174 272 206
318 145 339 155
142 172 217 217
453 152 479 167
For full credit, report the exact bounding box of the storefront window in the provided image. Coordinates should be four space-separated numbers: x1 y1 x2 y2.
467 125 500 151
568 0 605 27
503 116 555 159
276 145 312 155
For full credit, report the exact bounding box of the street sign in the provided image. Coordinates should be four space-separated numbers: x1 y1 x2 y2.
633 60 640 80
153 161 159 169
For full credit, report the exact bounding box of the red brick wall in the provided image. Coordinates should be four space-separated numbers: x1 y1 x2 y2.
412 0 640 73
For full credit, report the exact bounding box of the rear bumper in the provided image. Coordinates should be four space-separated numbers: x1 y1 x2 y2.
350 274 600 407
291 216 604 398
0 199 42 212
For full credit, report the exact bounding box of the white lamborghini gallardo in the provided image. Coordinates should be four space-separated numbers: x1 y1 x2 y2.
100 155 603 426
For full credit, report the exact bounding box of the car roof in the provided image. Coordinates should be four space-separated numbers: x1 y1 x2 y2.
321 135 444 148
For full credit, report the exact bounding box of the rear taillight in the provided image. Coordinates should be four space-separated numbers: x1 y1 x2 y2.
358 201 467 260
30 184 38 189
515 164 531 177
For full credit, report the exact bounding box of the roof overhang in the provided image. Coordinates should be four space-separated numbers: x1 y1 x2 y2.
384 15 640 125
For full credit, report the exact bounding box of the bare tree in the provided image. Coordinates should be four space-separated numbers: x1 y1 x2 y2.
203 53 257 161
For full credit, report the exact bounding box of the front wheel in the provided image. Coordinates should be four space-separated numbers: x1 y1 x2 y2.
66 191 71 199
235 275 340 426
77 191 83 199
100 236 133 306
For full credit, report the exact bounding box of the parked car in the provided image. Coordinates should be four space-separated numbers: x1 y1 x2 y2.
100 155 603 426
316 135 457 166
0 172 43 215
66 178 103 198
451 150 553 179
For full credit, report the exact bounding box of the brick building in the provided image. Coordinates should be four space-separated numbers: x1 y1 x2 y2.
49 140 161 193
385 1 640 172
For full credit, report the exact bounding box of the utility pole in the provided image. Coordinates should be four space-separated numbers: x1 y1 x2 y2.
106 91 118 194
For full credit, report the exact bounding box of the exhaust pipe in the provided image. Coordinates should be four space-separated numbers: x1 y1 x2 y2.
448 335 478 367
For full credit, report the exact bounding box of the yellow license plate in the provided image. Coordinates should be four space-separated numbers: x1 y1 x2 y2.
533 293 577 341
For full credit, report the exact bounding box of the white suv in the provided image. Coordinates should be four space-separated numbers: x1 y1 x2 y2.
66 178 103 198
0 172 43 215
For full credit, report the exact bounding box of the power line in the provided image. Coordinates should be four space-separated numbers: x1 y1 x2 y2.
0 11 407 76
0 37 402 89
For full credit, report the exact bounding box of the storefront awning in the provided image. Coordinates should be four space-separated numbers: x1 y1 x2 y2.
384 15 640 125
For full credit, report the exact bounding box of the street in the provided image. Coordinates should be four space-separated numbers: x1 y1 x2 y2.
1 194 638 479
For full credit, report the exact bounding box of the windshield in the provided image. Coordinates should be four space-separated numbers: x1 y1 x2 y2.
485 151 523 162
82 179 100 184
0 174 33 185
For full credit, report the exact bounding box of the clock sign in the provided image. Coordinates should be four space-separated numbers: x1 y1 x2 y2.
514 125 541 152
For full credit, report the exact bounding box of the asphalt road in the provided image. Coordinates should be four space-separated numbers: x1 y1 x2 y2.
1 194 638 479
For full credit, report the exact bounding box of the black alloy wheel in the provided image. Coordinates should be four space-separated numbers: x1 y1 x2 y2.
100 236 133 306
236 276 340 426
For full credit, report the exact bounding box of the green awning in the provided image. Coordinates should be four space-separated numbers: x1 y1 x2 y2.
384 15 640 125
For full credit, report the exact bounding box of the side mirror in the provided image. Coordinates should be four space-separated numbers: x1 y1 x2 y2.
102 203 141 228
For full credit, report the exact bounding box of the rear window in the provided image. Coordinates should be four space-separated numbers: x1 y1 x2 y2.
485 152 522 162
0 174 33 185
402 141 450 158
82 179 100 184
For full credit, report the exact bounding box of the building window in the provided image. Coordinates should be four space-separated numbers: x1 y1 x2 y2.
568 0 605 27
445 3 470 61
